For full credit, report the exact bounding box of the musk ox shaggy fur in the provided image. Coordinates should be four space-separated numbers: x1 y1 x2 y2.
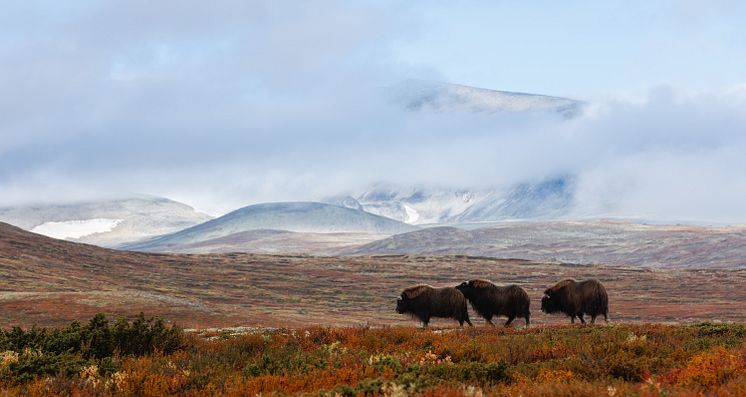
541 279 609 324
396 285 473 327
455 279 531 326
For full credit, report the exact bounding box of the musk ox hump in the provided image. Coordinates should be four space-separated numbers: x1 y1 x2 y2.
402 284 434 299
470 279 496 289
549 279 576 291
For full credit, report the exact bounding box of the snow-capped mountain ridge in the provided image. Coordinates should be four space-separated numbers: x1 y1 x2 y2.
327 176 575 225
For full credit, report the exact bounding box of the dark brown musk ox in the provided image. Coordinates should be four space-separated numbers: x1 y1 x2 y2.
541 279 609 324
455 279 531 327
396 285 473 327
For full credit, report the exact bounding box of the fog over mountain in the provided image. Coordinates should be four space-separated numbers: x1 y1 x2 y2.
2 2 746 223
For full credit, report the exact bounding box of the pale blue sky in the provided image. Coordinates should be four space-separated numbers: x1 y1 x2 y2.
393 1 746 96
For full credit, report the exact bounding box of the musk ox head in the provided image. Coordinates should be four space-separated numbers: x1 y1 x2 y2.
541 280 574 314
396 285 431 314
540 289 559 314
455 281 470 297
396 294 408 314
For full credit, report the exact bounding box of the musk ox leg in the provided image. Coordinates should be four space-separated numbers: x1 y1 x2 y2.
485 316 495 326
570 315 576 324
460 313 473 327
590 314 597 324
504 316 515 327
603 312 610 323
578 313 586 324
524 314 530 327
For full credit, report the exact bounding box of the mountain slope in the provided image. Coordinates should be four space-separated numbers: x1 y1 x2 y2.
328 176 576 225
351 220 746 268
454 176 575 222
123 201 417 252
157 229 384 255
327 186 482 225
0 196 211 247
391 80 583 117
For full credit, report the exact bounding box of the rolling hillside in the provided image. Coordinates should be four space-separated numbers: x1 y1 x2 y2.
351 220 746 268
121 202 417 252
2 221 746 328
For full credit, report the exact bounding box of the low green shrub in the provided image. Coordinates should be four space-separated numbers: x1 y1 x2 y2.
0 313 184 385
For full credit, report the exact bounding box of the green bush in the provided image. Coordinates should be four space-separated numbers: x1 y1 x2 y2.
0 313 184 384
0 313 184 359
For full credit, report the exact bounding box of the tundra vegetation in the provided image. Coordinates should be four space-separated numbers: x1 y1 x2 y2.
2 314 746 396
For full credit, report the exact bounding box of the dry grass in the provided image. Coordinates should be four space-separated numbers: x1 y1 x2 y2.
2 223 746 328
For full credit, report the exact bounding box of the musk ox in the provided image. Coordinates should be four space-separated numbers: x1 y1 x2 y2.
455 279 531 326
541 279 609 324
396 285 473 327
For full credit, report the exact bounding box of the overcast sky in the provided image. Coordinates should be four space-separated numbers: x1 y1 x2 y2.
2 1 746 221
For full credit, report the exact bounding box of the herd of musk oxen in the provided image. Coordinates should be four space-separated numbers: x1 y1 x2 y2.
396 279 609 327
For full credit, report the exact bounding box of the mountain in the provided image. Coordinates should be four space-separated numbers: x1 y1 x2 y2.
338 81 583 224
327 186 483 225
0 196 211 247
350 220 746 268
327 176 575 225
390 80 584 117
122 201 417 252
454 176 575 222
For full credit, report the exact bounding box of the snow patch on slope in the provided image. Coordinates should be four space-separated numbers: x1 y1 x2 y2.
402 204 420 224
31 218 123 239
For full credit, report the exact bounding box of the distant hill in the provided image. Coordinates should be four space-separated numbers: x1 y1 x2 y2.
145 229 384 255
122 201 417 252
350 220 746 268
0 196 211 247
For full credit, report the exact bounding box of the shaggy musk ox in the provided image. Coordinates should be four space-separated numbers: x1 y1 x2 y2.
541 279 609 324
396 285 473 327
455 279 531 326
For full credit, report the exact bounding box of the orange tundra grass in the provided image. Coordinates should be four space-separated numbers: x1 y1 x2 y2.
2 318 746 396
